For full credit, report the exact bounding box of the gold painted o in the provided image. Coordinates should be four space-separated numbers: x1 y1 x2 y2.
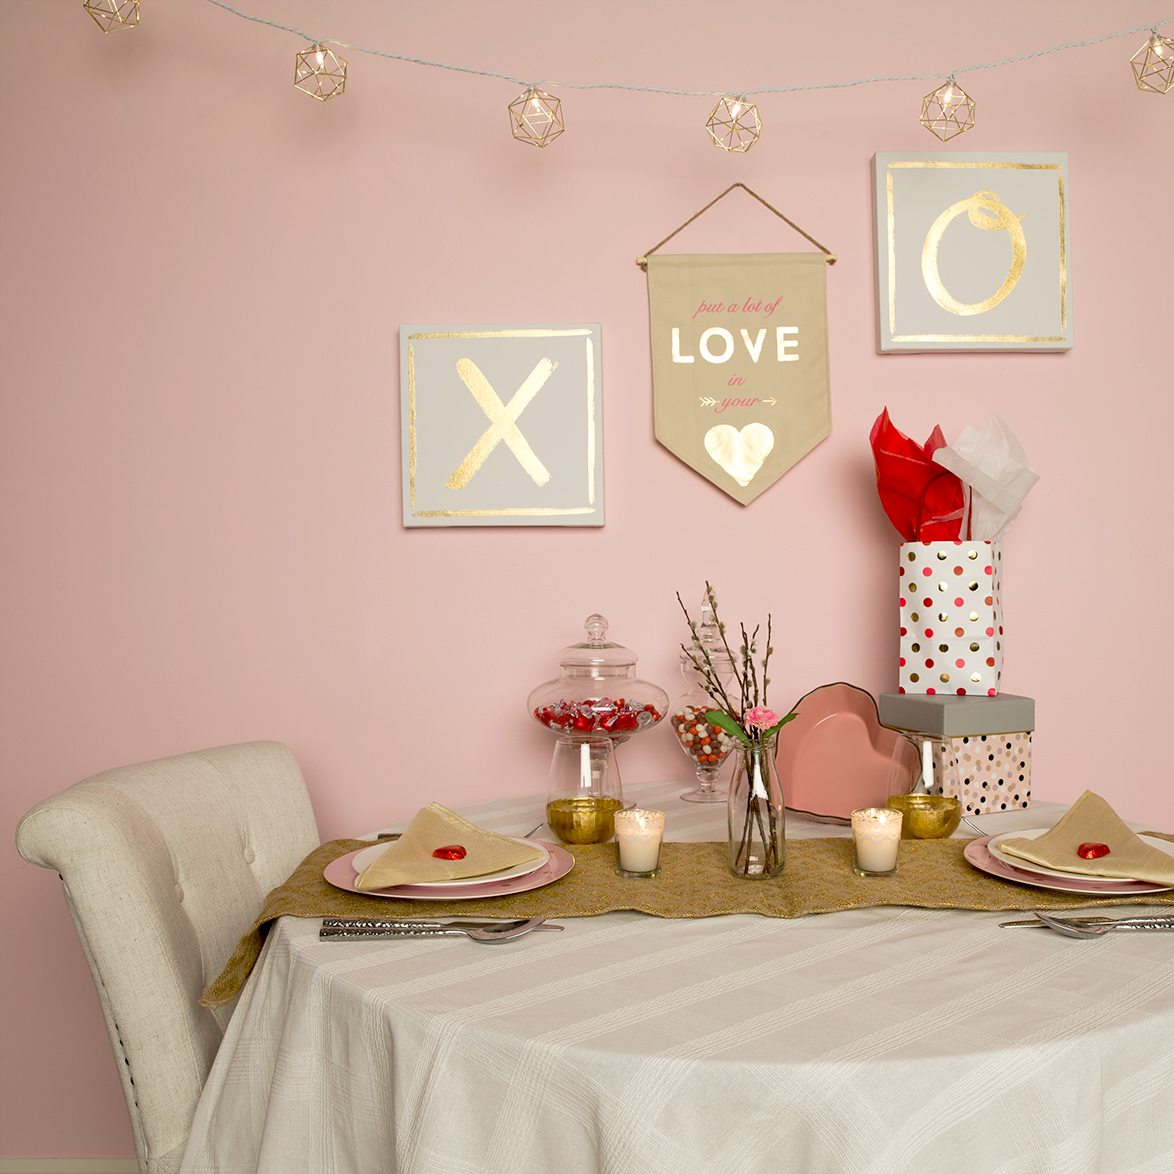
921 190 1027 317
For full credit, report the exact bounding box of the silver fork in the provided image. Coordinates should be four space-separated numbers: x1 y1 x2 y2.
1031 912 1174 938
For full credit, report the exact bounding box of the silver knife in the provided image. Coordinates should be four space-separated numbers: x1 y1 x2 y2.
320 917 563 938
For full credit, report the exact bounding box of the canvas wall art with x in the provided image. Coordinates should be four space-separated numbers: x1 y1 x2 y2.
400 325 604 527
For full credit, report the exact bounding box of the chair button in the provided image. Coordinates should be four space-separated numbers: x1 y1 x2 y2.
174 884 184 902
244 847 256 864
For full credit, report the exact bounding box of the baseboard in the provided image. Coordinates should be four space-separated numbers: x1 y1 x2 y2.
0 1161 138 1174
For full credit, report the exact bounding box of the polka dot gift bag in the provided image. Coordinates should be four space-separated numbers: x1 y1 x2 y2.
870 409 1038 699
898 540 1001 695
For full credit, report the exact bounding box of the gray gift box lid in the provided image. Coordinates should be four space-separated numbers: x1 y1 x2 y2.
878 693 1035 737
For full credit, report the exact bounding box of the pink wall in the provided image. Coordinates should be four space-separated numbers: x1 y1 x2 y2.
2 0 1171 1158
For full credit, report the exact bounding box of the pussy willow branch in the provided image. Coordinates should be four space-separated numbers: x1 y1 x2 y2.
676 592 740 720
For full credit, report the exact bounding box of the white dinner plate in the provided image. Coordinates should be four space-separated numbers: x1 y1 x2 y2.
350 837 550 889
964 835 1173 896
986 829 1174 883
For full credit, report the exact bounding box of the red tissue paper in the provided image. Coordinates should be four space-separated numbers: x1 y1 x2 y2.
869 408 966 541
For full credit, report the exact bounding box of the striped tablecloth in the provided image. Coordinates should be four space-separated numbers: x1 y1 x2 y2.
180 784 1174 1174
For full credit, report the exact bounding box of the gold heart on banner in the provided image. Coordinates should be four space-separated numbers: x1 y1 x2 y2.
704 423 775 486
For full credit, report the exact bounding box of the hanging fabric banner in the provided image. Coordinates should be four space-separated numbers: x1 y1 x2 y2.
640 184 835 505
646 252 832 505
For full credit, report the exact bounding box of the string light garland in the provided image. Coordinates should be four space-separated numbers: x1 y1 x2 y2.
508 87 564 147
294 43 347 101
1131 28 1174 92
920 76 977 140
89 2 1173 147
705 97 762 152
83 0 139 33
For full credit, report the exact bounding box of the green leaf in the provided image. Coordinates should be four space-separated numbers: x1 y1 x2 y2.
762 711 800 739
703 709 751 744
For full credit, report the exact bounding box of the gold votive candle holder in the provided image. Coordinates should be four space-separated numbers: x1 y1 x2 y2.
886 794 961 839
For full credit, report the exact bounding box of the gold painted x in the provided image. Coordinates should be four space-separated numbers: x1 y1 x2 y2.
446 357 556 489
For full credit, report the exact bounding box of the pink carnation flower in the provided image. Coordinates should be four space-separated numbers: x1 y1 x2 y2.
743 706 778 731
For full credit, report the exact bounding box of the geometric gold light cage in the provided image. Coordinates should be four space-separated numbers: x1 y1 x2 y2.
920 77 976 141
294 43 348 101
1130 30 1174 94
705 96 762 152
83 0 140 33
509 87 565 147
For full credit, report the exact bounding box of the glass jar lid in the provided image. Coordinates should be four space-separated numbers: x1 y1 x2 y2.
557 613 636 675
680 595 734 677
529 613 668 738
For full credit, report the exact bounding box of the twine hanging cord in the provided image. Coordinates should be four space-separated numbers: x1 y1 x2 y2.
636 183 836 270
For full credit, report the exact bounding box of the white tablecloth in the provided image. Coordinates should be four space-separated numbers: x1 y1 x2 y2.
181 784 1174 1174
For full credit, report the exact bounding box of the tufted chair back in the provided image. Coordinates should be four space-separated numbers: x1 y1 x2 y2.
15 741 320 1174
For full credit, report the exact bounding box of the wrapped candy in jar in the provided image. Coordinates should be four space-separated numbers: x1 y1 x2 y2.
528 614 668 843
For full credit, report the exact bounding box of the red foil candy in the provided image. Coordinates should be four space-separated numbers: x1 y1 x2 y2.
432 845 467 860
1077 842 1110 860
534 697 662 735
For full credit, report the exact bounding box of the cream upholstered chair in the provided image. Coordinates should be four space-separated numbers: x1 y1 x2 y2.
15 741 320 1174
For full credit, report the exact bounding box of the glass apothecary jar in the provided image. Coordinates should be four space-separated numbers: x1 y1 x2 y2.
671 594 737 803
528 614 668 742
528 614 668 843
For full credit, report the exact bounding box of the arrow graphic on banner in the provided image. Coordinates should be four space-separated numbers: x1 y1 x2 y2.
697 396 779 408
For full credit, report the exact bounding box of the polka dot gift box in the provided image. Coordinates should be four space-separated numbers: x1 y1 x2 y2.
898 540 1001 695
880 692 1035 815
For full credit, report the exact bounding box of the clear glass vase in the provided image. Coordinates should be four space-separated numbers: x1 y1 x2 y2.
545 735 624 844
727 733 785 878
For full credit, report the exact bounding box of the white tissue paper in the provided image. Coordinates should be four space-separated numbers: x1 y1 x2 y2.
932 414 1039 542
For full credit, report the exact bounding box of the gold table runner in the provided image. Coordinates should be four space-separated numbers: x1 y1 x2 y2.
203 836 1174 1008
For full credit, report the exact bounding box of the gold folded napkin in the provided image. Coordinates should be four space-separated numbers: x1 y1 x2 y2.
998 790 1174 886
354 803 545 891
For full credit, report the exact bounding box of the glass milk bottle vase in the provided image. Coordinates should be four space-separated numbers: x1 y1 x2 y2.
727 733 785 878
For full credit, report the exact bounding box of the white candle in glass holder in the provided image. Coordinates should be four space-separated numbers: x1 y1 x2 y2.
614 808 665 873
851 807 903 873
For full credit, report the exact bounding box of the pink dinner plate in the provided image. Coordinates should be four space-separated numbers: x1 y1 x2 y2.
778 682 920 822
324 840 575 901
964 835 1172 896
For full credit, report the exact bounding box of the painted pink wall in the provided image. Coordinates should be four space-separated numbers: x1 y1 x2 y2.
2 0 1171 1158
